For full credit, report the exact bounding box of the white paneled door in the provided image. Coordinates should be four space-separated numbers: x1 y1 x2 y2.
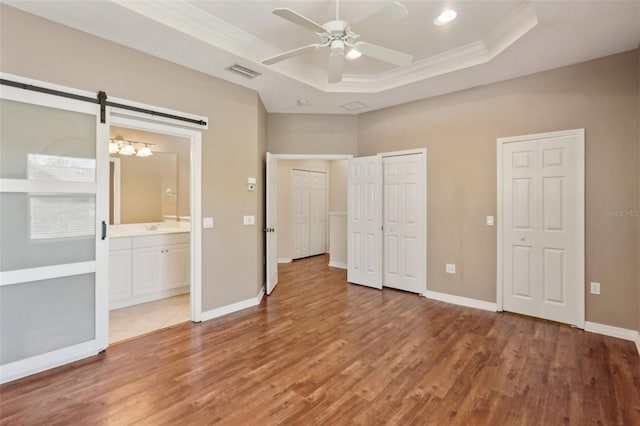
292 170 326 259
0 85 109 383
347 156 382 289
500 130 584 326
383 154 424 293
266 153 278 295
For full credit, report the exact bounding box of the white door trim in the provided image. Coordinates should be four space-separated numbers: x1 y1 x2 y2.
496 128 585 328
109 157 121 225
109 116 204 323
378 149 428 296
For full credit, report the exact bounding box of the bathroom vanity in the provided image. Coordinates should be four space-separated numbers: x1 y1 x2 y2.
108 223 190 310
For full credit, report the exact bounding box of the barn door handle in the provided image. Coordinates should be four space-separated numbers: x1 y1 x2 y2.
101 221 107 240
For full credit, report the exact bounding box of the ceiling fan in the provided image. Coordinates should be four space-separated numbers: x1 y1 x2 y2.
262 0 414 84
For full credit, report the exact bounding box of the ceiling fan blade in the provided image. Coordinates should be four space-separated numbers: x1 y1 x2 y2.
349 1 409 37
273 8 326 34
262 44 320 65
328 49 344 84
355 42 413 67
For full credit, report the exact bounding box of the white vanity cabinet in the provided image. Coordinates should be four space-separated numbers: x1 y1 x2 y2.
109 232 190 310
109 238 133 302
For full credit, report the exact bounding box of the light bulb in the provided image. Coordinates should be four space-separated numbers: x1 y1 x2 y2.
346 49 362 60
434 9 457 26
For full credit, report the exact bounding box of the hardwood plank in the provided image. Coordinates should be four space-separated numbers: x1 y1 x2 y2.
1 254 639 425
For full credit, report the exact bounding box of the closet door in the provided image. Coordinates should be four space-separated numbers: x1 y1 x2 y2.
0 85 108 383
291 170 310 259
309 172 327 256
382 154 424 294
500 131 584 326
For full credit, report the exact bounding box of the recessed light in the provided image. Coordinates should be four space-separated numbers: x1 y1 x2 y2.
434 9 457 26
297 98 309 106
346 49 362 60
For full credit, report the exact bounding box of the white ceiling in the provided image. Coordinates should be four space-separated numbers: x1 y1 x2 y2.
6 0 640 114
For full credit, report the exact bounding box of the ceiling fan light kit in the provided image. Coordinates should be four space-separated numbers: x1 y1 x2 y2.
262 1 414 84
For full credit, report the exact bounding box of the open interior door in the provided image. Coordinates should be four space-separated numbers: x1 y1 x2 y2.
347 156 382 289
266 152 278 294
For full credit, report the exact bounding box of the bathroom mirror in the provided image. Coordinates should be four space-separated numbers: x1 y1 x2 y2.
109 152 178 224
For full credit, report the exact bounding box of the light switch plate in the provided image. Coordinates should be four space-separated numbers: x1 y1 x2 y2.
203 217 214 229
590 282 601 295
446 264 456 274
487 216 494 226
247 177 256 184
243 215 255 225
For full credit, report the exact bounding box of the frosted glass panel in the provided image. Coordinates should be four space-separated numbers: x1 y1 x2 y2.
0 193 95 271
0 99 96 180
0 273 95 364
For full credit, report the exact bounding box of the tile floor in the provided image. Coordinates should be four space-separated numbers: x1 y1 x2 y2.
109 294 190 344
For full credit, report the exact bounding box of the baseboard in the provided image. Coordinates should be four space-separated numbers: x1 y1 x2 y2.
110 286 189 311
200 289 264 322
256 287 265 305
277 258 292 263
636 334 640 357
584 321 640 342
328 261 347 269
423 290 497 312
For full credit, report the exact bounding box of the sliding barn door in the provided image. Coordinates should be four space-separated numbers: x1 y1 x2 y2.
347 156 382 288
0 85 108 383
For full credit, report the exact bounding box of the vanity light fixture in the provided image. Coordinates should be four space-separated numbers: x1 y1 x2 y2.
109 139 120 154
118 143 136 156
434 9 457 26
110 137 156 157
136 144 153 157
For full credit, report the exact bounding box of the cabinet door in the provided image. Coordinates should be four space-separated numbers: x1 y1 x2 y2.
132 246 163 296
165 243 190 289
109 249 132 302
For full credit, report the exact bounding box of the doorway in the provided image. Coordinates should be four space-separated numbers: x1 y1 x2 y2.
107 124 193 343
265 154 353 295
497 129 585 327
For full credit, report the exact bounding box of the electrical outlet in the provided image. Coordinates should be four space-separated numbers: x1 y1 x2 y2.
487 216 494 226
590 282 601 295
446 264 456 274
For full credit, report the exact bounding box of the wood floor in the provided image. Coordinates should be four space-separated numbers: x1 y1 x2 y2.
1 255 639 425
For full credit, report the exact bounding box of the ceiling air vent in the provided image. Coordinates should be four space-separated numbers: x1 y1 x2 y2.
339 101 368 112
226 64 261 79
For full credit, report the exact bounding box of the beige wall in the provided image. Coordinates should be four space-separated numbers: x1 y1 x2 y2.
268 114 357 155
358 50 640 329
0 5 264 311
110 126 190 220
276 160 330 260
329 160 348 212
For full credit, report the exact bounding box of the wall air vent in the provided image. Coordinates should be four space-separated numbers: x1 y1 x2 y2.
226 64 261 79
339 101 368 112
